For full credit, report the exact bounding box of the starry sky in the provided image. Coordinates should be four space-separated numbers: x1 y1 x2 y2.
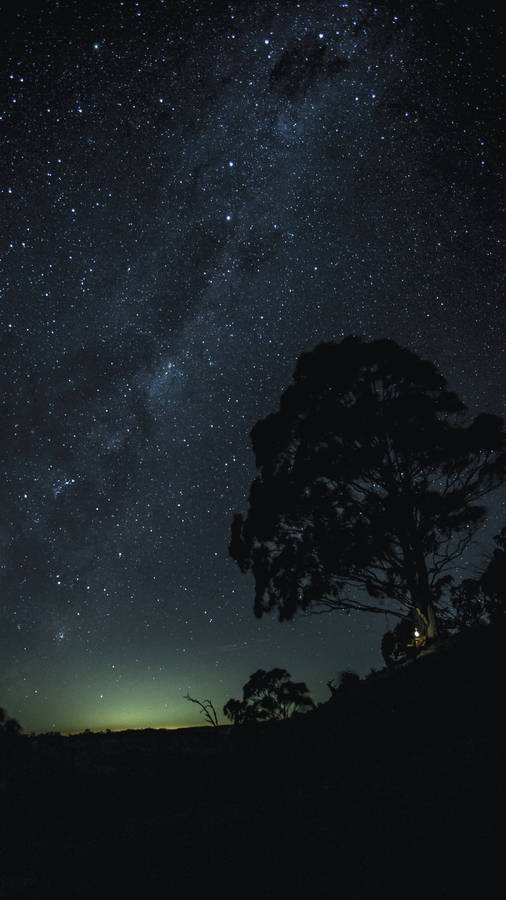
1 0 504 734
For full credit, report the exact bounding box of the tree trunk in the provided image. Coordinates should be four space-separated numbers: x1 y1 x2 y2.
414 599 438 640
425 600 438 639
410 538 438 639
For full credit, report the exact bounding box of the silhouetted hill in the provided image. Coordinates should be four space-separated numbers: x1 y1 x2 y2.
1 624 504 898
315 620 505 737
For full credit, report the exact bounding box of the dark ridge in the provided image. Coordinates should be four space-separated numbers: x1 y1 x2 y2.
2 623 504 898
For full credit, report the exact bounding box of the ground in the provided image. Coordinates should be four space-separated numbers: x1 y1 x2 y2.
1 624 504 898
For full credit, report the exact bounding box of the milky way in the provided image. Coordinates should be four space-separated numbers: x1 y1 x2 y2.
1 0 504 732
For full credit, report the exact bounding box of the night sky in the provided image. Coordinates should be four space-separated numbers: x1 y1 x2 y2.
1 0 504 734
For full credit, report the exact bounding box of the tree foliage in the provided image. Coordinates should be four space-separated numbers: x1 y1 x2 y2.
451 526 506 629
223 668 314 724
0 707 22 737
480 526 506 623
230 338 506 639
327 669 361 695
450 578 488 631
222 697 252 727
381 617 420 665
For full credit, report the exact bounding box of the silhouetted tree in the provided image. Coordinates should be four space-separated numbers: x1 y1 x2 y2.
327 669 361 696
326 679 338 698
450 527 506 629
480 526 506 624
184 693 219 726
450 578 487 630
337 669 361 691
381 616 420 665
0 707 21 736
224 668 314 724
222 697 252 726
230 337 506 640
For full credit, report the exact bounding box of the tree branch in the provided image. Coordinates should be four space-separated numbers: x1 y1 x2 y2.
184 694 219 727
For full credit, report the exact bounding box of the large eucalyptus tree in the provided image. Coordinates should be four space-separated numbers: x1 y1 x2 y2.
230 338 506 639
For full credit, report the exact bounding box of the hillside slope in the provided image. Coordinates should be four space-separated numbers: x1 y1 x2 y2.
1 624 504 899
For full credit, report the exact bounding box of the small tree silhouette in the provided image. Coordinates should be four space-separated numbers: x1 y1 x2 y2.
0 707 21 736
480 526 506 624
450 527 506 629
337 670 361 691
222 697 252 726
327 670 361 696
450 579 487 630
184 693 219 727
224 668 314 724
381 617 419 665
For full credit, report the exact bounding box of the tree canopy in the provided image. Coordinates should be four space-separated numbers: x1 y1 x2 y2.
223 668 314 724
230 337 506 639
480 526 506 622
0 707 21 737
451 526 506 629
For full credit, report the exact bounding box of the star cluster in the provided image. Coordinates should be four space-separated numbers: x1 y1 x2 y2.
1 0 504 732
